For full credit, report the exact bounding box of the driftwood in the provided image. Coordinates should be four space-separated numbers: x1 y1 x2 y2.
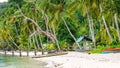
48 50 57 54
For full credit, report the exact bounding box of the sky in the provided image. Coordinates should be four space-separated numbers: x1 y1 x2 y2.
0 0 8 2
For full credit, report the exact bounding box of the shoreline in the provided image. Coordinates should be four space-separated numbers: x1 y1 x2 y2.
0 51 120 68
0 50 48 57
34 52 120 68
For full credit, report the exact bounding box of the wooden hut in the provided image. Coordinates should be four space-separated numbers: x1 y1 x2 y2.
76 36 92 50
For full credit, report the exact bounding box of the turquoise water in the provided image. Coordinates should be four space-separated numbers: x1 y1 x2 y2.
0 54 46 68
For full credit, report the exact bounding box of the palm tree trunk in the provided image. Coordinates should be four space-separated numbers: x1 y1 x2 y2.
44 14 49 44
38 34 44 55
12 40 22 56
7 41 14 56
114 13 120 42
99 4 113 41
27 27 33 56
52 23 61 51
27 38 30 56
9 38 22 56
37 28 44 55
35 34 40 49
33 26 40 49
86 8 96 48
29 37 33 55
91 18 96 48
18 7 56 43
32 36 37 56
62 17 81 49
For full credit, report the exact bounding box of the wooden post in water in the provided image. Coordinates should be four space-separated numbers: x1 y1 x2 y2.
4 49 6 55
27 49 29 56
19 49 22 56
34 49 37 56
12 49 14 56
41 49 44 55
27 40 29 56
32 36 37 56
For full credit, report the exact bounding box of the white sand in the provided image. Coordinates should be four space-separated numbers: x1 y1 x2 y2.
0 51 120 68
34 52 120 68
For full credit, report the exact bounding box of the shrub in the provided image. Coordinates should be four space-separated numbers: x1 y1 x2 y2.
43 43 56 51
88 45 105 53
59 41 69 50
88 44 120 54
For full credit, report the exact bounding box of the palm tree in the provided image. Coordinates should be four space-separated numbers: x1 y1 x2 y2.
99 4 113 41
79 0 96 48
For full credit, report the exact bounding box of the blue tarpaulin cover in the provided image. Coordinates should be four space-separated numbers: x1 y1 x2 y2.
76 36 84 43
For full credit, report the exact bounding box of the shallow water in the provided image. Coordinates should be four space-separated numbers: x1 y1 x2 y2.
0 54 46 68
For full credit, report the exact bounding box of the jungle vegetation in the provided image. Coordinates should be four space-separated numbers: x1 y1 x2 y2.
0 0 120 54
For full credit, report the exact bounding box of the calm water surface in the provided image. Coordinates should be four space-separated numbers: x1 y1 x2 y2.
0 54 46 68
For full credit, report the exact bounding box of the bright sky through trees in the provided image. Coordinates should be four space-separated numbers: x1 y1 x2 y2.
0 0 8 2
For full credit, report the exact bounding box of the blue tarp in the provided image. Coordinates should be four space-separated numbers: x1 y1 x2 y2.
76 36 84 43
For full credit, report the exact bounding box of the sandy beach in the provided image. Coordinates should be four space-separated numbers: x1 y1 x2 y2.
34 52 120 68
0 51 120 68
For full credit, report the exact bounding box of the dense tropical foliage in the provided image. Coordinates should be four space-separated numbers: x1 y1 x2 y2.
0 0 120 54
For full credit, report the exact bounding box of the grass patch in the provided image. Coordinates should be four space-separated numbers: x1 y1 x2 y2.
88 45 120 54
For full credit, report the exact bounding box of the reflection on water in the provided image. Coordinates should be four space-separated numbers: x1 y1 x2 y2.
0 54 46 68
